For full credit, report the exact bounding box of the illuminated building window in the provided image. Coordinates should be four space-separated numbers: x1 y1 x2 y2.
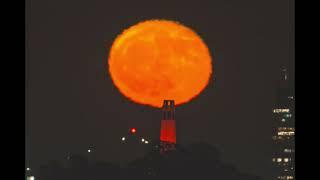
279 127 294 131
272 158 276 162
287 176 294 179
273 136 284 140
273 109 290 113
27 177 35 180
284 114 292 118
283 127 294 131
281 119 286 122
284 149 294 153
277 158 282 162
284 158 289 162
278 176 289 180
278 131 295 136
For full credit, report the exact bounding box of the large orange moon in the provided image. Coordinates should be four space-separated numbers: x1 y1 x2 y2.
108 20 212 108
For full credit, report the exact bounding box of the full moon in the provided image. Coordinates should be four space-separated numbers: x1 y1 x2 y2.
108 20 212 108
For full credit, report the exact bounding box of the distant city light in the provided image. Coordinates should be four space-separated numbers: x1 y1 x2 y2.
141 138 145 142
121 137 126 141
26 167 30 171
88 149 91 153
145 141 149 144
273 109 290 113
27 176 35 180
284 114 292 118
277 158 282 162
278 131 295 136
284 149 294 153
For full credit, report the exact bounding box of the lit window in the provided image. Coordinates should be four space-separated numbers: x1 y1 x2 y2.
145 141 149 144
284 149 294 153
277 158 282 162
284 114 292 118
121 137 126 141
278 131 295 136
273 109 290 113
27 176 35 180
281 119 286 122
141 138 145 142
284 158 289 162
272 158 276 162
278 176 287 179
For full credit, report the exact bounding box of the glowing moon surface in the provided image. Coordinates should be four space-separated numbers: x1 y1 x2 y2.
108 20 212 108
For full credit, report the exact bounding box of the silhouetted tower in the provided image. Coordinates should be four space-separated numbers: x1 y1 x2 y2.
160 100 176 154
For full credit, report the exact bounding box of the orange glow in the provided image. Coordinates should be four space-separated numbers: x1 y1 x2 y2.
108 20 212 108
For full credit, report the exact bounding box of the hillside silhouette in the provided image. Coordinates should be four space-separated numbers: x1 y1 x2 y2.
36 142 262 180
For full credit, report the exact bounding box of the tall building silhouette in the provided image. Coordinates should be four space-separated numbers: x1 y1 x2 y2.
160 100 176 154
272 67 295 180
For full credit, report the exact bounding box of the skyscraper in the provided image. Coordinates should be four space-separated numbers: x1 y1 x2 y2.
272 68 295 180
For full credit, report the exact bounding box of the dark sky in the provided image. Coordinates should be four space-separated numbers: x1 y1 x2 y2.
26 0 294 179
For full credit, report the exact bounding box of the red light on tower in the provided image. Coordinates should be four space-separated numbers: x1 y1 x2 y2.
130 128 136 134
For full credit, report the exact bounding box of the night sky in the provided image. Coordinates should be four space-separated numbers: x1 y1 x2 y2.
26 0 294 179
